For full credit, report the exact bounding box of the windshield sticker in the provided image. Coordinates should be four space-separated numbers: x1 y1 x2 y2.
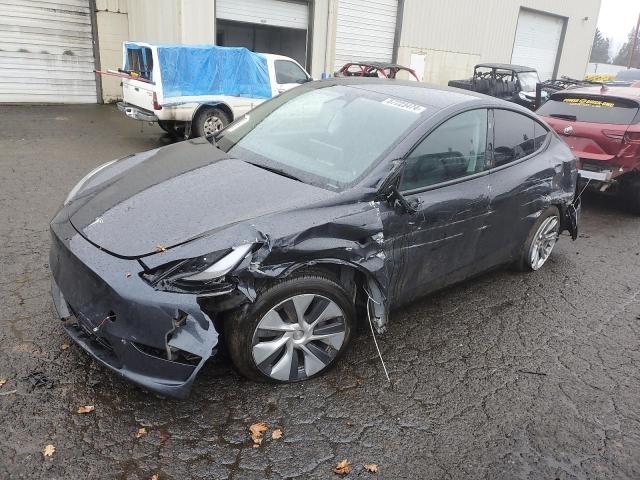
562 98 615 108
382 98 426 114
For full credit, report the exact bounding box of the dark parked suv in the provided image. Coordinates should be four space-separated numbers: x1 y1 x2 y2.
50 79 579 397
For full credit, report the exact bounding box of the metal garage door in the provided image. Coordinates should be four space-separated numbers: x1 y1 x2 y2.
216 0 308 30
334 0 398 71
0 0 97 103
511 9 565 81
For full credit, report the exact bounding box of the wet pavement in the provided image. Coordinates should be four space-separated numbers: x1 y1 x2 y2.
1 104 639 480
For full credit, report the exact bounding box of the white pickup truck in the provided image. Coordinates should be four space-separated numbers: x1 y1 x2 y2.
116 42 311 138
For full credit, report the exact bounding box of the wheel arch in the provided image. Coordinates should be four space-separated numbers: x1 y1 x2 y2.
252 259 387 332
191 102 234 123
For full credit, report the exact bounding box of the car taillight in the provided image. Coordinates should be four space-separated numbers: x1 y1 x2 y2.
602 129 624 140
152 92 162 111
623 131 640 144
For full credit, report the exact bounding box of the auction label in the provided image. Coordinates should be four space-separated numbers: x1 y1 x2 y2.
382 98 426 114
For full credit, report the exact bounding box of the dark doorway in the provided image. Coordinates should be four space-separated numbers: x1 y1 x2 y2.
216 20 307 67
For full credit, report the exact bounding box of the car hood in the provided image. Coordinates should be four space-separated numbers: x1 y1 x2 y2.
69 139 335 258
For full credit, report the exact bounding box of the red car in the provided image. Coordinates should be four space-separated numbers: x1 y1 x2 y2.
335 61 420 81
537 86 640 212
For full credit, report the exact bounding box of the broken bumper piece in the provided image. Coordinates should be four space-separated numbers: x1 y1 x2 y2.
49 219 219 399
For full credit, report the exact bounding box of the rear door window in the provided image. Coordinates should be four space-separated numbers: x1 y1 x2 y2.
537 93 639 125
491 109 548 167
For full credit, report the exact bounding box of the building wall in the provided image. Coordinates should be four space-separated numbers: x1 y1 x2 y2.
126 0 215 44
96 0 129 102
397 0 601 85
94 0 600 102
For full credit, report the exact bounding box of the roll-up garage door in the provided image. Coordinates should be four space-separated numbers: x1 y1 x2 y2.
334 0 398 71
511 9 565 81
216 0 308 30
0 0 97 103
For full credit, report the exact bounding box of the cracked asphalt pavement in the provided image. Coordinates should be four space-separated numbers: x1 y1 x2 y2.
1 105 639 480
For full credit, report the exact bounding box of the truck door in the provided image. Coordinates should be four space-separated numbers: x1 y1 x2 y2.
273 59 311 95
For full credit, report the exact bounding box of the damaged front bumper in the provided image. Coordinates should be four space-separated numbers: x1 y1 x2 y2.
49 218 219 398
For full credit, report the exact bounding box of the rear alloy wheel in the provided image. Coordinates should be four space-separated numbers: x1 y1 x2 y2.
191 107 229 138
225 274 355 382
515 206 560 271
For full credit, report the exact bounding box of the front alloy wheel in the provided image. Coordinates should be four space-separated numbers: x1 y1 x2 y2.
252 294 346 381
224 273 355 382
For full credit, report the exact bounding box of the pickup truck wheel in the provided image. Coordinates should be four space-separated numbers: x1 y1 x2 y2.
224 274 355 383
192 107 230 138
514 206 560 272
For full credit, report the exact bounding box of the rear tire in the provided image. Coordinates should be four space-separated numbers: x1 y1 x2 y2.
514 206 560 272
191 107 230 138
224 273 355 383
620 177 640 214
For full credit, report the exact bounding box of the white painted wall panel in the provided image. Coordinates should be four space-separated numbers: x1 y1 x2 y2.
396 0 601 85
511 9 564 81
0 0 97 103
334 0 398 71
217 0 308 30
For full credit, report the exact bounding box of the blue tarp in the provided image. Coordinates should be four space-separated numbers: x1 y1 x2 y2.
125 43 272 101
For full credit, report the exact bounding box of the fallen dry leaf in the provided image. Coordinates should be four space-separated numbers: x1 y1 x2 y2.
77 405 95 414
150 475 159 480
60 342 70 351
159 429 170 443
271 428 283 440
135 427 147 439
0 378 6 387
154 244 167 253
334 459 352 475
43 444 55 457
249 422 269 446
364 463 379 473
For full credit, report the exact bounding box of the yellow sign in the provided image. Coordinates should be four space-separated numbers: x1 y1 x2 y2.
562 98 615 108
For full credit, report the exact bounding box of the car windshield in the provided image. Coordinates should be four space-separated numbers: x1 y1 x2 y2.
517 71 539 92
214 84 427 191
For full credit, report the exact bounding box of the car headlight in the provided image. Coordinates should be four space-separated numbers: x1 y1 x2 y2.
182 244 254 282
64 159 117 205
142 244 254 293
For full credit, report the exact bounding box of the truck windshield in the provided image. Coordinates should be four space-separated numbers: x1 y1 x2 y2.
537 93 639 125
215 85 428 191
517 71 539 92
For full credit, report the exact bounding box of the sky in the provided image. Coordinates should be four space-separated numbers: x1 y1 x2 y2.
596 0 640 56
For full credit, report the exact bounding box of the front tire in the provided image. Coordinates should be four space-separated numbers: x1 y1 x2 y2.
225 273 355 383
515 206 560 271
191 107 230 138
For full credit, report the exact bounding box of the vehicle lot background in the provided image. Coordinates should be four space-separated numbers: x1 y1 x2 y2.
1 105 639 480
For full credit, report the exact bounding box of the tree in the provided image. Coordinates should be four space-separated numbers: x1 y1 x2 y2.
590 28 611 63
612 27 640 67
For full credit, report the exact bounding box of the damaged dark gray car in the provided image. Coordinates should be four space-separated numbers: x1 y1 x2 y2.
50 79 579 398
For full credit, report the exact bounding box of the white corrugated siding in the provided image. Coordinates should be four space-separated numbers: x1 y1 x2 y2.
334 0 398 71
216 0 308 30
0 0 97 103
511 9 564 81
